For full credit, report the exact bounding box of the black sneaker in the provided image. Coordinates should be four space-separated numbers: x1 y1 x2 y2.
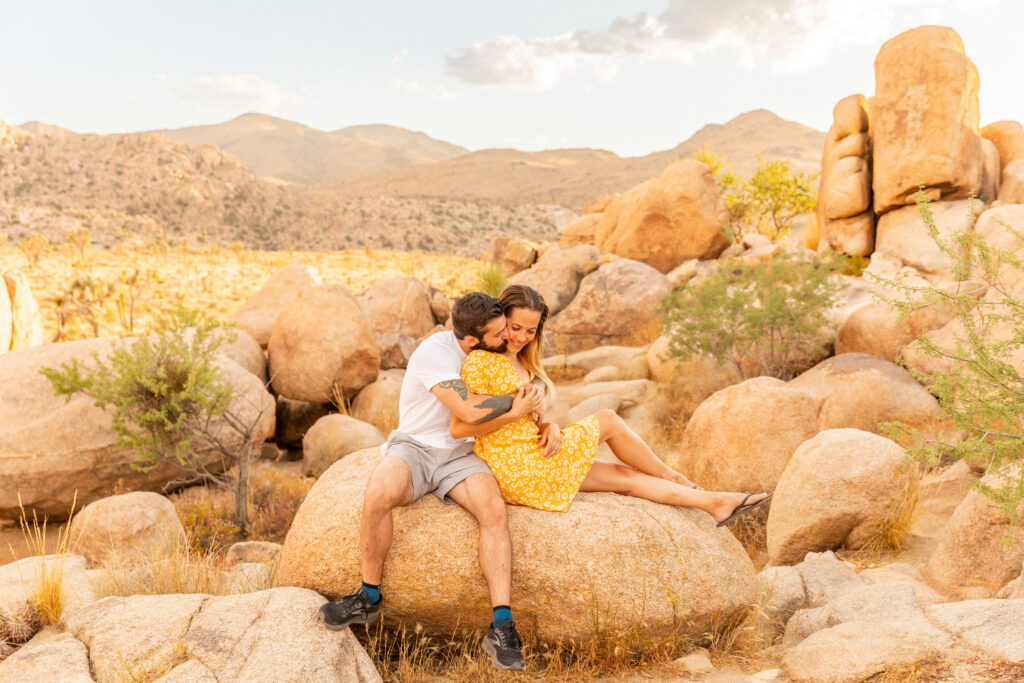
481 620 526 671
318 589 381 630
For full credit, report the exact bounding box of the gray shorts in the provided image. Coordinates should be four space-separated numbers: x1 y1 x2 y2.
382 431 493 504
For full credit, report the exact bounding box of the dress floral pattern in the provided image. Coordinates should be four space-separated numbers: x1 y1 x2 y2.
461 350 599 512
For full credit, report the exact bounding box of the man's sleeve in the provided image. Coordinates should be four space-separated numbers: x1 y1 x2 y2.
410 342 463 392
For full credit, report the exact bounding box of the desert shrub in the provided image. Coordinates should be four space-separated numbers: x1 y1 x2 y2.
694 147 817 242
41 307 270 533
658 252 846 381
475 262 508 297
16 232 49 268
248 467 313 543
881 195 1024 520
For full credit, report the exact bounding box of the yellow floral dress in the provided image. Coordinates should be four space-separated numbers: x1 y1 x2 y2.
461 350 600 512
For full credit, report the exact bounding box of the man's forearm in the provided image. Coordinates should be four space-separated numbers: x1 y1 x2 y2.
436 379 517 424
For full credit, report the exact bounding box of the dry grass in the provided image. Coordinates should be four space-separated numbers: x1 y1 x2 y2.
362 403 401 438
18 495 77 626
2 243 486 343
174 465 313 552
840 467 923 568
354 601 784 682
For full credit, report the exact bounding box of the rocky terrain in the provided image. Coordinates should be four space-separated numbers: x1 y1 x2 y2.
2 22 1024 683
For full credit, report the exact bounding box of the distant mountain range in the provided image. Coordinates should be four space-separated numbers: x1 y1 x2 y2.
153 113 468 184
3 109 823 251
326 109 824 209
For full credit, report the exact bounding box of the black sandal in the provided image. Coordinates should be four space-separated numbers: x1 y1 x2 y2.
716 493 773 527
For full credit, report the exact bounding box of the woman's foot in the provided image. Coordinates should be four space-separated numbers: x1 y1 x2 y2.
709 492 771 525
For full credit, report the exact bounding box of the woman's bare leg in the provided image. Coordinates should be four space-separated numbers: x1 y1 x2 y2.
594 409 697 488
579 462 768 524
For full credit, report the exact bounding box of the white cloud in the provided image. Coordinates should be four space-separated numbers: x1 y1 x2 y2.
444 0 962 86
169 74 296 109
388 78 423 92
390 48 410 65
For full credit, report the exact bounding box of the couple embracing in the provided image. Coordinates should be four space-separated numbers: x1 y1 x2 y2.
318 285 770 671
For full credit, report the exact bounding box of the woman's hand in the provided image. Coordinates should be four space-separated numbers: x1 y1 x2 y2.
538 422 561 458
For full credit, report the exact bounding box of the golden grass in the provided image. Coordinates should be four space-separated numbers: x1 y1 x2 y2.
18 495 77 626
354 600 784 682
841 468 923 568
2 243 486 342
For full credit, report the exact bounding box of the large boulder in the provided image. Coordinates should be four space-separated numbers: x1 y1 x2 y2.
357 277 435 341
973 204 1024 287
491 235 537 274
508 245 602 316
231 265 322 347
0 630 95 682
69 492 185 566
546 258 671 354
278 447 758 642
213 327 267 382
351 369 403 435
3 271 43 349
1000 159 1024 203
301 415 384 478
766 429 917 565
54 588 380 682
268 284 380 403
872 26 982 214
788 353 945 443
835 297 959 362
594 160 729 272
559 213 600 247
874 199 976 280
925 468 1024 596
981 120 1024 168
670 377 821 492
0 338 275 519
926 599 1024 663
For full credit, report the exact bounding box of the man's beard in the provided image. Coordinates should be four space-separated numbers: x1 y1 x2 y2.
472 338 508 353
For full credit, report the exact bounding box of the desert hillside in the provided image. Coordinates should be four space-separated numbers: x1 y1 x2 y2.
329 109 824 210
155 113 468 184
0 121 568 254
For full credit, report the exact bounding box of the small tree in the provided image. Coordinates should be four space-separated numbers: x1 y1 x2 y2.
694 147 818 242
41 308 268 533
658 252 846 380
880 195 1024 521
17 233 49 269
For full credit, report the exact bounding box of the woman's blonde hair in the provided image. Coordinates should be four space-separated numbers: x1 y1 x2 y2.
499 284 555 399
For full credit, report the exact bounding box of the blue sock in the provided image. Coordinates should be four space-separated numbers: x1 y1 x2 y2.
361 581 381 605
492 605 513 628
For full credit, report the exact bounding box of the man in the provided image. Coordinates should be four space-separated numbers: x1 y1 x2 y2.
318 292 543 672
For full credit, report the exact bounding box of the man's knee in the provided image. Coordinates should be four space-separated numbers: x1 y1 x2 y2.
363 461 412 514
475 494 508 529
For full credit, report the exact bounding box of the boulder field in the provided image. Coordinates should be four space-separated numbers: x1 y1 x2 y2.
277 447 758 642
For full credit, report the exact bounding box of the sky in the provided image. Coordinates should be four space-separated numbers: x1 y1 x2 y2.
2 0 1022 157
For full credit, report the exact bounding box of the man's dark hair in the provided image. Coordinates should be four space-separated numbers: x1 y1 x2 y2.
451 292 503 340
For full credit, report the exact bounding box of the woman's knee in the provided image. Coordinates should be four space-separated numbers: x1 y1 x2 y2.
596 409 624 438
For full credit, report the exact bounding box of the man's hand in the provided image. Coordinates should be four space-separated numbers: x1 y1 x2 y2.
538 422 561 458
508 384 543 420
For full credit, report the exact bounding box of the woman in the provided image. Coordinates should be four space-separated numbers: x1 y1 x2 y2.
451 284 770 524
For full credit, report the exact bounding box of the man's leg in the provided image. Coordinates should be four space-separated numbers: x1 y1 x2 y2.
445 472 511 607
446 471 524 672
361 456 415 584
320 456 414 631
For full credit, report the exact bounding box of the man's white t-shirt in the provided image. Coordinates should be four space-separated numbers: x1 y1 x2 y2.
396 330 474 450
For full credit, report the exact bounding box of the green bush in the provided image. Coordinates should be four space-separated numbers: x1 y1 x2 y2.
658 251 845 380
41 308 269 533
880 195 1024 521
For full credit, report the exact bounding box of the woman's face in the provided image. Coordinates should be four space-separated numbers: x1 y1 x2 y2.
506 307 541 354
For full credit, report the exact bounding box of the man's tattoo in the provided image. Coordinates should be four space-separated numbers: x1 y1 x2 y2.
437 379 468 400
471 395 515 423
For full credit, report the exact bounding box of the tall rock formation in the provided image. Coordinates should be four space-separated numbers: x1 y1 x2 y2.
817 95 875 255
872 26 983 214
